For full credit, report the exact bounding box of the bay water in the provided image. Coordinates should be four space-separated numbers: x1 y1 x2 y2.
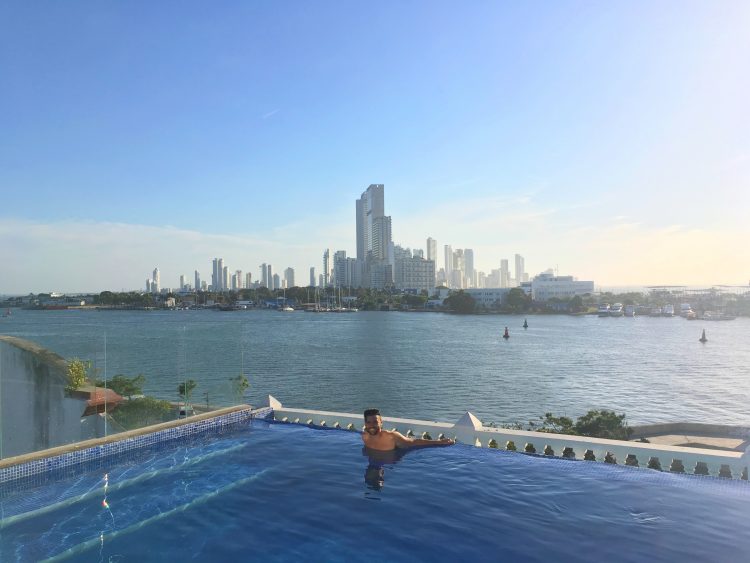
1 309 748 426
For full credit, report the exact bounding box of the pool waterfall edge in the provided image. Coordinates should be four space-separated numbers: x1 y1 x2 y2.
1 395 748 486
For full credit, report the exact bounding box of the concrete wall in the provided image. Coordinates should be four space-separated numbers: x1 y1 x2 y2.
0 336 89 459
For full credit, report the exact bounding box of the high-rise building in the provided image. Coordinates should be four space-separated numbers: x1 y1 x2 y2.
261 263 268 288
309 267 316 287
371 215 392 262
152 268 160 294
356 184 384 261
323 249 331 286
235 270 242 290
218 259 225 290
443 245 453 287
500 259 510 288
333 250 347 287
284 267 295 288
464 249 474 288
515 254 525 286
145 279 151 293
179 275 186 291
272 273 280 290
426 237 437 263
222 266 229 291
245 272 252 289
194 270 201 292
267 265 273 290
211 259 219 290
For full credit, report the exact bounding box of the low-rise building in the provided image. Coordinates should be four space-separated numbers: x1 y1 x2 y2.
531 271 594 302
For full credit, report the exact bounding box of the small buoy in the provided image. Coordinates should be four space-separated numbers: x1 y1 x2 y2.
503 327 510 339
523 318 528 329
699 329 707 343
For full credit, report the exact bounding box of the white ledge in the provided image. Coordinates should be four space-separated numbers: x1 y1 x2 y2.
264 397 748 480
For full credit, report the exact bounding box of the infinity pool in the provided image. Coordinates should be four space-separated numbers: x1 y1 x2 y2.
1 421 748 562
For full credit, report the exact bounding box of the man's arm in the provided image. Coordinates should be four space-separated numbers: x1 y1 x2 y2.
392 431 455 448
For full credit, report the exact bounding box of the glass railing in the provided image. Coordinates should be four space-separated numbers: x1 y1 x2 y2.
0 310 254 461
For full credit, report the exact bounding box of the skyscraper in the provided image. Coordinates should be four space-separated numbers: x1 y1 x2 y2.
267 264 273 290
515 254 525 286
355 184 384 261
426 238 437 262
212 258 219 290
195 270 201 291
323 249 331 286
500 259 510 288
284 267 295 288
443 245 453 287
245 272 252 288
218 259 225 290
222 266 229 291
309 267 316 287
261 263 267 288
152 268 160 294
179 275 186 291
464 249 474 288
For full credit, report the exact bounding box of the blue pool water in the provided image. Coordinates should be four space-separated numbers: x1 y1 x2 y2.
1 421 749 562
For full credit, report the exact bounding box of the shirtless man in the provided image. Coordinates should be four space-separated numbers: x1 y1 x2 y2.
361 408 455 451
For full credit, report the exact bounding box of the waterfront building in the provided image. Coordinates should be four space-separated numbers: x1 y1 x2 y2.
145 279 151 293
179 275 186 291
223 266 229 292
212 258 219 291
309 267 315 287
464 287 511 309
201 280 208 291
333 251 347 287
245 272 252 289
443 245 453 286
218 259 225 290
356 184 384 261
261 263 268 289
531 271 594 302
194 270 201 292
272 273 280 291
267 265 273 290
323 249 331 287
464 249 475 288
514 254 525 286
394 254 435 292
426 237 437 262
355 184 393 288
477 271 486 288
500 259 510 288
318 273 324 287
284 267 295 288
152 268 160 294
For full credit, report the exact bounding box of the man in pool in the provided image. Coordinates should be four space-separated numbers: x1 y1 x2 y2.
362 408 455 450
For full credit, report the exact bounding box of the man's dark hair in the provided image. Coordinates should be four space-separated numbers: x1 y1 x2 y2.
364 408 380 420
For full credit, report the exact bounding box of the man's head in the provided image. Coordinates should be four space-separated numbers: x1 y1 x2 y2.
364 408 382 436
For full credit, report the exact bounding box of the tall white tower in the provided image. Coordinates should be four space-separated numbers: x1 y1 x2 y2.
152 268 160 294
514 254 525 286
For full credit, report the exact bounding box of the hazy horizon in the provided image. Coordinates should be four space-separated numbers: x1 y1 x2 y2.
2 2 748 293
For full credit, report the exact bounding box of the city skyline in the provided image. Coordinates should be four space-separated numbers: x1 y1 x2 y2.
2 2 748 293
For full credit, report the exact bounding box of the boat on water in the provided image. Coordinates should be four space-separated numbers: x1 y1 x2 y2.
609 303 624 317
661 304 675 317
649 306 663 317
679 303 694 318
699 311 736 321
623 304 636 317
597 303 611 317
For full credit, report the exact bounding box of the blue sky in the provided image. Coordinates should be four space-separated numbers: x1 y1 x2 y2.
1 1 748 293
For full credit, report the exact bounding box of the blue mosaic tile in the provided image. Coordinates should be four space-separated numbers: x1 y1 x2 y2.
0 407 258 485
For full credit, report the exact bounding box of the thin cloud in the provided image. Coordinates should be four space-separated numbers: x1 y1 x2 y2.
261 109 280 120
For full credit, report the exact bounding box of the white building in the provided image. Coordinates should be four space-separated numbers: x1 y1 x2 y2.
309 267 315 287
284 267 295 288
531 271 594 302
464 288 511 309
